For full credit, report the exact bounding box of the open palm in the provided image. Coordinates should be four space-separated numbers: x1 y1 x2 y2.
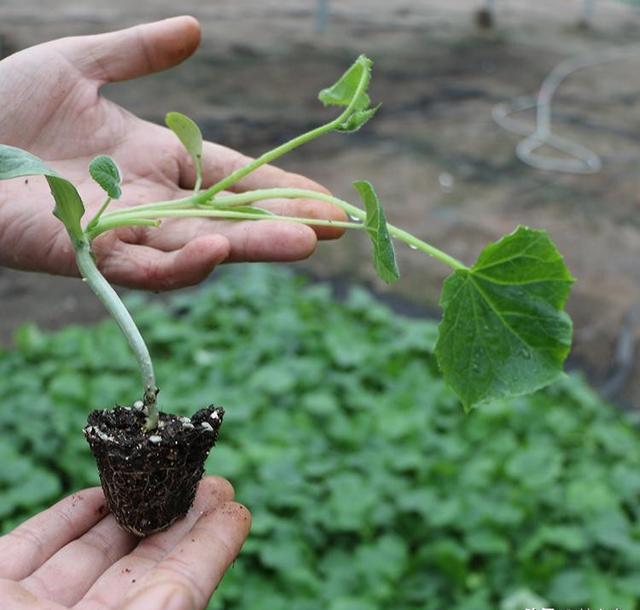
0 477 250 609
0 16 344 289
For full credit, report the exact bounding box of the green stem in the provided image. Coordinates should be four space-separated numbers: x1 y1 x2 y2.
95 195 195 218
91 208 364 238
86 196 111 231
194 155 203 193
196 123 337 199
210 189 469 271
195 58 372 200
94 187 467 271
74 239 159 430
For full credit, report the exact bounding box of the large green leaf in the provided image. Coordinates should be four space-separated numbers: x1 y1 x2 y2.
435 226 574 410
0 144 85 242
353 180 399 284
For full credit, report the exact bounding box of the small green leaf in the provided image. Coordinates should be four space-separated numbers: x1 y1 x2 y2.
0 144 85 242
319 55 372 109
49 178 85 243
354 180 399 284
435 226 574 410
89 155 121 199
318 55 379 132
336 104 381 133
165 111 203 189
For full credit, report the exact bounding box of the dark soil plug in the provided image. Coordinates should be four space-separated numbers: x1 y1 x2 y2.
84 404 224 536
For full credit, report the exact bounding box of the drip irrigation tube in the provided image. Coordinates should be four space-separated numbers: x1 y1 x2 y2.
492 47 638 174
316 0 330 32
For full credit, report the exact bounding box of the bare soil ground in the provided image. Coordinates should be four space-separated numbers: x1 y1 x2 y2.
2 0 640 404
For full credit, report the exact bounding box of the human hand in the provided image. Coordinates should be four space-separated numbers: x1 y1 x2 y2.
0 477 249 609
0 16 345 290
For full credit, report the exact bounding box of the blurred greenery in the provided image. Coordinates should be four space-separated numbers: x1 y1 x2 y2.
1 265 639 609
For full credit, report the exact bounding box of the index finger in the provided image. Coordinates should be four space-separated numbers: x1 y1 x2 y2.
0 487 106 580
119 502 251 610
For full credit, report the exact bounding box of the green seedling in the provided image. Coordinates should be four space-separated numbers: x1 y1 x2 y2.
0 55 574 430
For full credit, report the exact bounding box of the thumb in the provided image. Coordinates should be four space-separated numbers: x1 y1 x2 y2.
56 16 201 83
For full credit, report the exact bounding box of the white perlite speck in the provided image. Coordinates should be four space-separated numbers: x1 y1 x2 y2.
210 411 220 421
201 422 214 432
94 427 115 442
133 400 144 410
182 422 194 429
149 435 162 444
179 416 191 424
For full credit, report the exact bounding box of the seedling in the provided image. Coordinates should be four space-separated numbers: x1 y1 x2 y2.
0 55 573 534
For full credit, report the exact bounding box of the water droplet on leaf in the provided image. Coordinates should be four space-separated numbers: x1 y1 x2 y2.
471 348 485 374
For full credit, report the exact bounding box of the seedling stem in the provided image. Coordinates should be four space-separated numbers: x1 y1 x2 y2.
75 239 159 429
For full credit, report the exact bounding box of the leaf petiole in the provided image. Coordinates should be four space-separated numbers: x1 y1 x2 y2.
206 189 467 270
88 207 365 239
92 187 467 272
85 196 111 231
